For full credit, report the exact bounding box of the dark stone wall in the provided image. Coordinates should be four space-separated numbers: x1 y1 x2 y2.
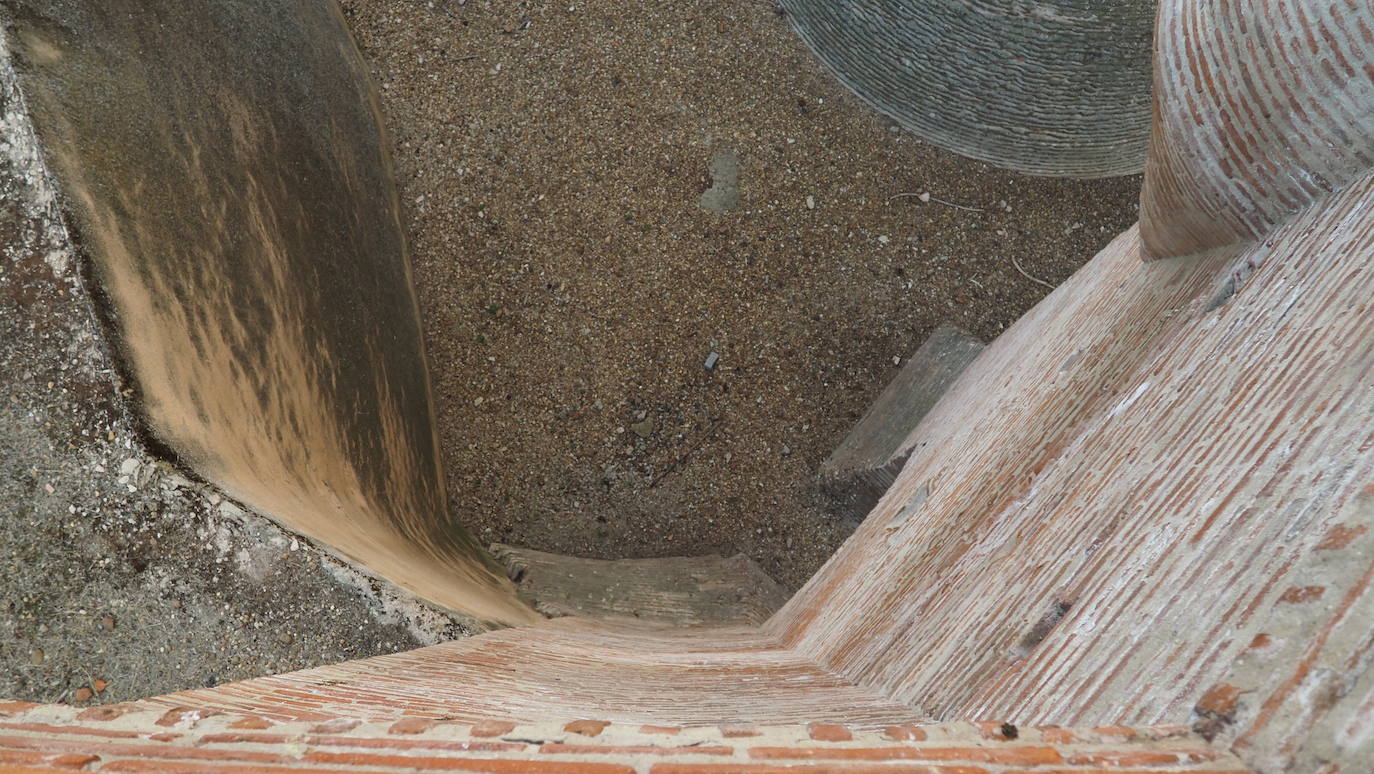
1 0 535 623
781 0 1156 177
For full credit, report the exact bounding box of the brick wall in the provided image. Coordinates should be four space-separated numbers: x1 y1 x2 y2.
0 703 1252 774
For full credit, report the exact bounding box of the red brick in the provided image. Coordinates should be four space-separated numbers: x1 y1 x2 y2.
0 765 95 774
1316 523 1367 549
1196 683 1243 717
304 750 635 772
0 734 287 764
390 717 437 735
0 749 99 769
470 720 516 738
1066 750 1219 766
540 743 732 756
639 725 682 736
807 722 852 742
653 765 986 774
564 720 611 737
155 708 218 728
0 704 40 718
1278 586 1325 604
974 721 1018 740
1034 726 1075 744
882 725 927 742
750 745 1063 765
718 725 760 738
0 722 163 740
1092 725 1138 740
77 706 129 722
309 718 359 734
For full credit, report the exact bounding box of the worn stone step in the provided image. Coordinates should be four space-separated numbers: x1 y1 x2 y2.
492 544 790 625
820 324 984 522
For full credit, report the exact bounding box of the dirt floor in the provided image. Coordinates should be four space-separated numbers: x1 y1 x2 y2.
338 0 1143 589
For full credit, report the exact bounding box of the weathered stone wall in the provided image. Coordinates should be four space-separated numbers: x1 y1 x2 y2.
781 0 1156 177
0 0 534 624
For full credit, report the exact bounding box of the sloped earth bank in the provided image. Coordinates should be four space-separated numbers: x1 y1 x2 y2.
339 0 1141 588
0 43 474 706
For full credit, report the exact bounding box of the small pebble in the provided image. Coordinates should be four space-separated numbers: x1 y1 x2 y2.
704 351 720 371
93 679 108 693
30 649 43 665
101 616 116 631
73 687 93 702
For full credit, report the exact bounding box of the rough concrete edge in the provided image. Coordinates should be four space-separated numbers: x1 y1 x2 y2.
0 20 493 646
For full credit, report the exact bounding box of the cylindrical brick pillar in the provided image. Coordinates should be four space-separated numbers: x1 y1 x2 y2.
781 0 1157 178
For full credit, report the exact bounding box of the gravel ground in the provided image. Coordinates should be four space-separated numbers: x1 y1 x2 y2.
339 0 1143 589
0 53 474 707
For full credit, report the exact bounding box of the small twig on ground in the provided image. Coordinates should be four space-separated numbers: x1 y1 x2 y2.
649 419 724 489
1010 255 1056 290
888 192 984 212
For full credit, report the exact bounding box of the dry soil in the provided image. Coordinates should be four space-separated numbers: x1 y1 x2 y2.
339 0 1143 589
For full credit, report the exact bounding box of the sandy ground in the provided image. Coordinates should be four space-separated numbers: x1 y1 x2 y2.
340 0 1142 589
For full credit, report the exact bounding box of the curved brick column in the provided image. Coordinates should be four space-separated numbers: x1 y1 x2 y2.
1140 0 1374 259
781 0 1156 177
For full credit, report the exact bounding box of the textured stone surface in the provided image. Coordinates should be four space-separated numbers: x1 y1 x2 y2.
781 0 1156 177
0 0 533 624
494 545 790 626
821 325 984 521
